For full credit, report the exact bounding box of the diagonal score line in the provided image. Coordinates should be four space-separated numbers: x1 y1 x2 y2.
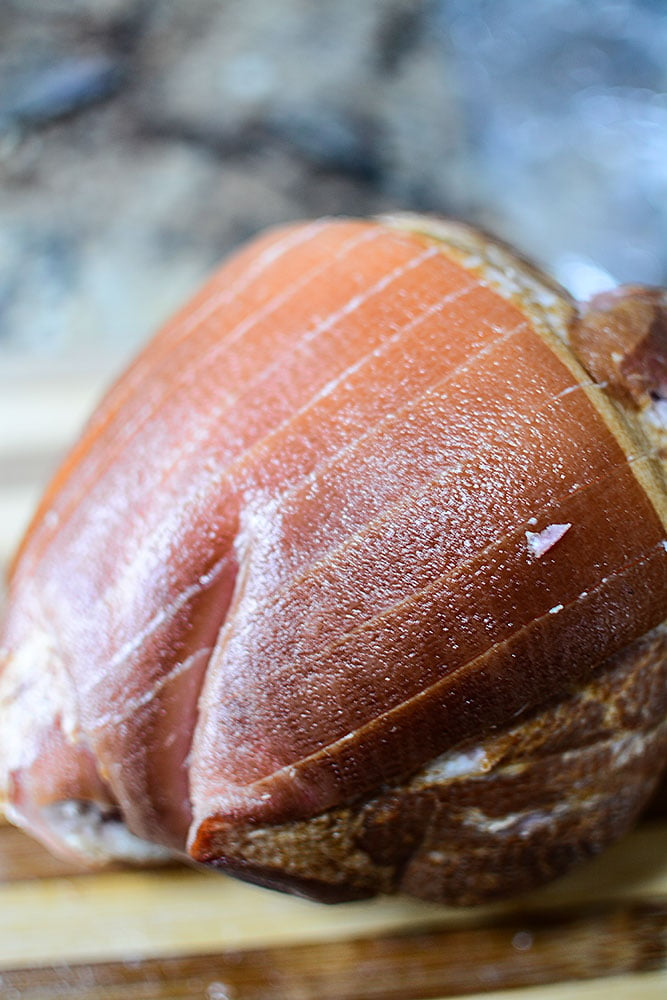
174 227 389 391
88 219 332 425
228 278 479 480
164 220 333 348
91 645 214 732
100 551 236 677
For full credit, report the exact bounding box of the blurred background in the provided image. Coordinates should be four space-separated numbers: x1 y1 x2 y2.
1 0 666 377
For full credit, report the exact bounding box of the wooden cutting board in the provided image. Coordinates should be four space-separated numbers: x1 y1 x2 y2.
1 367 666 1000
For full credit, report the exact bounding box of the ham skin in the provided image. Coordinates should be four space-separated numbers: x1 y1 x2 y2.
1 214 666 902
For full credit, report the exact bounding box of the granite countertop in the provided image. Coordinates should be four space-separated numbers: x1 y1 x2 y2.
1 0 666 377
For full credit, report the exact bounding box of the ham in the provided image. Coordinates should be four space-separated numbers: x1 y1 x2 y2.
1 215 666 901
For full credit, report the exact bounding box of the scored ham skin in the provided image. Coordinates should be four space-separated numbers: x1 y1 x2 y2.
1 215 666 900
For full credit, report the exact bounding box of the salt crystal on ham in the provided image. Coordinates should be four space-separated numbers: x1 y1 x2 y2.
525 522 572 559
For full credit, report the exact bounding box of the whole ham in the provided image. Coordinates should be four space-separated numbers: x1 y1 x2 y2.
1 215 666 902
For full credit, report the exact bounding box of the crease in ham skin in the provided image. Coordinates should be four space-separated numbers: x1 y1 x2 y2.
98 552 235 683
2 524 241 851
79 548 241 848
92 646 213 736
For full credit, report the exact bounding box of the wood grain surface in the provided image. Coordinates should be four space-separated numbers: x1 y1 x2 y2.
1 369 666 999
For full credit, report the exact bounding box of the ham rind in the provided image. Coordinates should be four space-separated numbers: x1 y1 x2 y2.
1 216 666 872
188 252 667 834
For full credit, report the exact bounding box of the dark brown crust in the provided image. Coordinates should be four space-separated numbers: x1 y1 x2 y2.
193 622 667 904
